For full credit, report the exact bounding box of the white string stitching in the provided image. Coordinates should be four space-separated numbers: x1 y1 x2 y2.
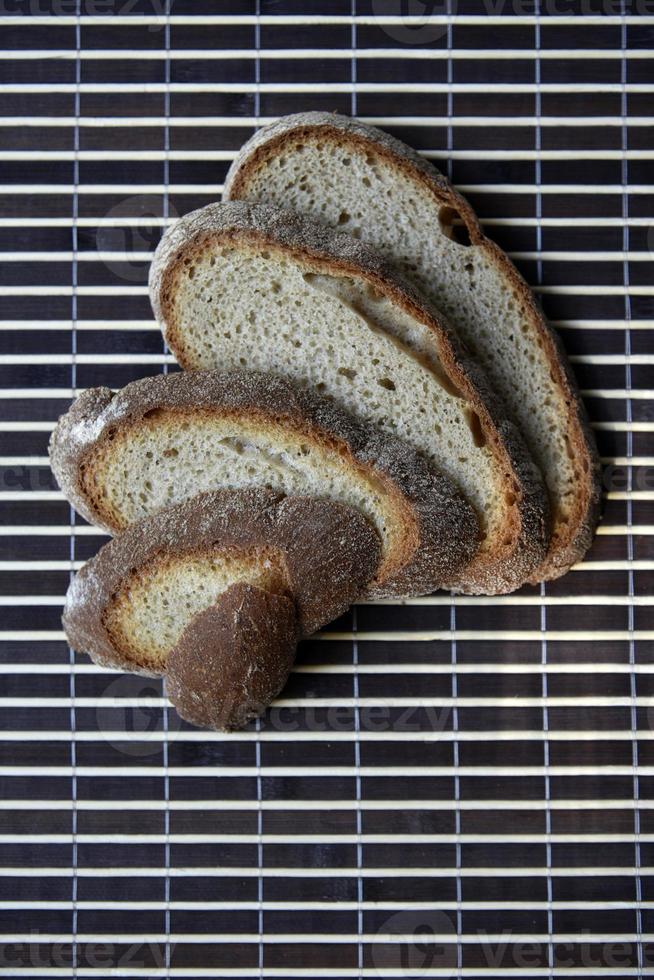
534 7 554 978
445 1 462 969
253 7 264 977
350 7 363 976
69 2 81 975
621 5 643 972
161 2 172 975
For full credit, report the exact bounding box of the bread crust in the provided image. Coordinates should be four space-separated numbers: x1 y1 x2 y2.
224 112 601 583
62 486 380 677
167 583 298 731
149 200 549 594
50 370 477 598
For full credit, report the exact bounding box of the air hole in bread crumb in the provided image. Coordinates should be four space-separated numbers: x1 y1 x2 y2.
163 448 178 458
438 206 472 247
377 377 395 391
337 211 350 225
464 409 486 448
338 367 357 381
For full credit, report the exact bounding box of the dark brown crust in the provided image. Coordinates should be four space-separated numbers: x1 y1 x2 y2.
166 583 298 731
149 200 548 594
62 486 380 676
50 370 477 598
224 111 601 582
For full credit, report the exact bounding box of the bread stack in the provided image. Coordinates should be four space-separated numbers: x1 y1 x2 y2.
51 113 601 731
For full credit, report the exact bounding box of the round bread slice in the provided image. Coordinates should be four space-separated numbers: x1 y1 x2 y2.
50 370 477 599
224 112 601 583
63 489 380 729
149 200 547 594
166 583 298 731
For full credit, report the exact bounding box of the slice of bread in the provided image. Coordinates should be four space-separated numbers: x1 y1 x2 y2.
149 200 547 594
167 584 298 731
50 370 477 599
224 112 601 583
63 488 380 729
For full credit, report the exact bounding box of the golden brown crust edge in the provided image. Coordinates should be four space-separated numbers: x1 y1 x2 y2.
62 487 380 677
150 201 548 594
49 370 478 598
223 112 601 581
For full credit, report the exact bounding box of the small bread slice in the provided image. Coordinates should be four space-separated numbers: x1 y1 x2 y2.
166 584 298 731
63 488 380 729
49 370 476 599
149 200 547 594
224 112 601 582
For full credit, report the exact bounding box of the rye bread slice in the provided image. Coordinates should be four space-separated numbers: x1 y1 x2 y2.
149 199 547 594
49 369 477 599
63 488 380 730
224 112 601 583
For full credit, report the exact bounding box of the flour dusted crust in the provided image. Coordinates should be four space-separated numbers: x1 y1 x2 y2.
64 488 379 731
149 200 548 594
63 487 380 677
167 584 298 731
223 112 601 582
50 370 477 598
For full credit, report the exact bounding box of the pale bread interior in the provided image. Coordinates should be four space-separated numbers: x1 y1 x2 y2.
233 138 579 529
104 547 287 671
83 410 404 583
167 244 506 543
